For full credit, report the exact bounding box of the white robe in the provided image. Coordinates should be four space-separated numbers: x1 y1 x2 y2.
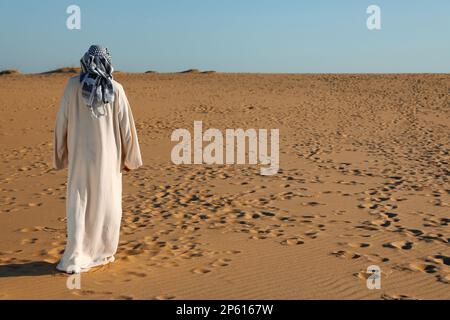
53 76 143 273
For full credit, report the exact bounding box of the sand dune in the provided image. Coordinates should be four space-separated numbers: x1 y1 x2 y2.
0 72 448 299
0 70 20 76
41 67 81 75
179 69 200 74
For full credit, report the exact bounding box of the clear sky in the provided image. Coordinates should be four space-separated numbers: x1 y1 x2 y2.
0 0 449 73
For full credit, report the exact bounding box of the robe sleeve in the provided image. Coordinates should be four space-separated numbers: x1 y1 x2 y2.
118 86 143 172
53 80 70 170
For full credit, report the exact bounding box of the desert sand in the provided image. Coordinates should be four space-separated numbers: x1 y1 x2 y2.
0 71 448 299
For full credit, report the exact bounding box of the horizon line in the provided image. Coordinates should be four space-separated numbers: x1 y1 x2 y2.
1 67 449 76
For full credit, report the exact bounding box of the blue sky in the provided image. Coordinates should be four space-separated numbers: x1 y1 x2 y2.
0 0 449 73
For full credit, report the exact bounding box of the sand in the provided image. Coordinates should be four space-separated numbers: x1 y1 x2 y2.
0 72 448 300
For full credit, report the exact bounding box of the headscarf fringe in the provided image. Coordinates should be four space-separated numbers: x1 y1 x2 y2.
80 45 115 119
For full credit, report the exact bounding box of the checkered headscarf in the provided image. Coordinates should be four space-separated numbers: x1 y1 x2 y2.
80 45 115 118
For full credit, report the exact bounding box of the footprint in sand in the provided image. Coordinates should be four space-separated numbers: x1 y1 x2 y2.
154 294 175 300
27 202 43 207
426 254 449 266
402 262 438 274
382 241 414 250
353 268 393 281
280 237 304 246
304 230 320 239
127 271 148 278
20 238 38 245
331 250 362 260
191 257 233 274
421 255 450 283
339 242 371 249
211 258 231 267
381 293 417 300
191 267 212 274
71 290 96 296
224 250 241 255
38 246 64 262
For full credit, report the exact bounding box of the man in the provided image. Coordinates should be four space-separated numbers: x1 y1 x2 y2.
53 45 143 273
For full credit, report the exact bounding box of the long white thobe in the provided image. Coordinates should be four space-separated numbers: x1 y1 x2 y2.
53 75 142 273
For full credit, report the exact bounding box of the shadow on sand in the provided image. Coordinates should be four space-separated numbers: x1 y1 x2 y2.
0 261 59 277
